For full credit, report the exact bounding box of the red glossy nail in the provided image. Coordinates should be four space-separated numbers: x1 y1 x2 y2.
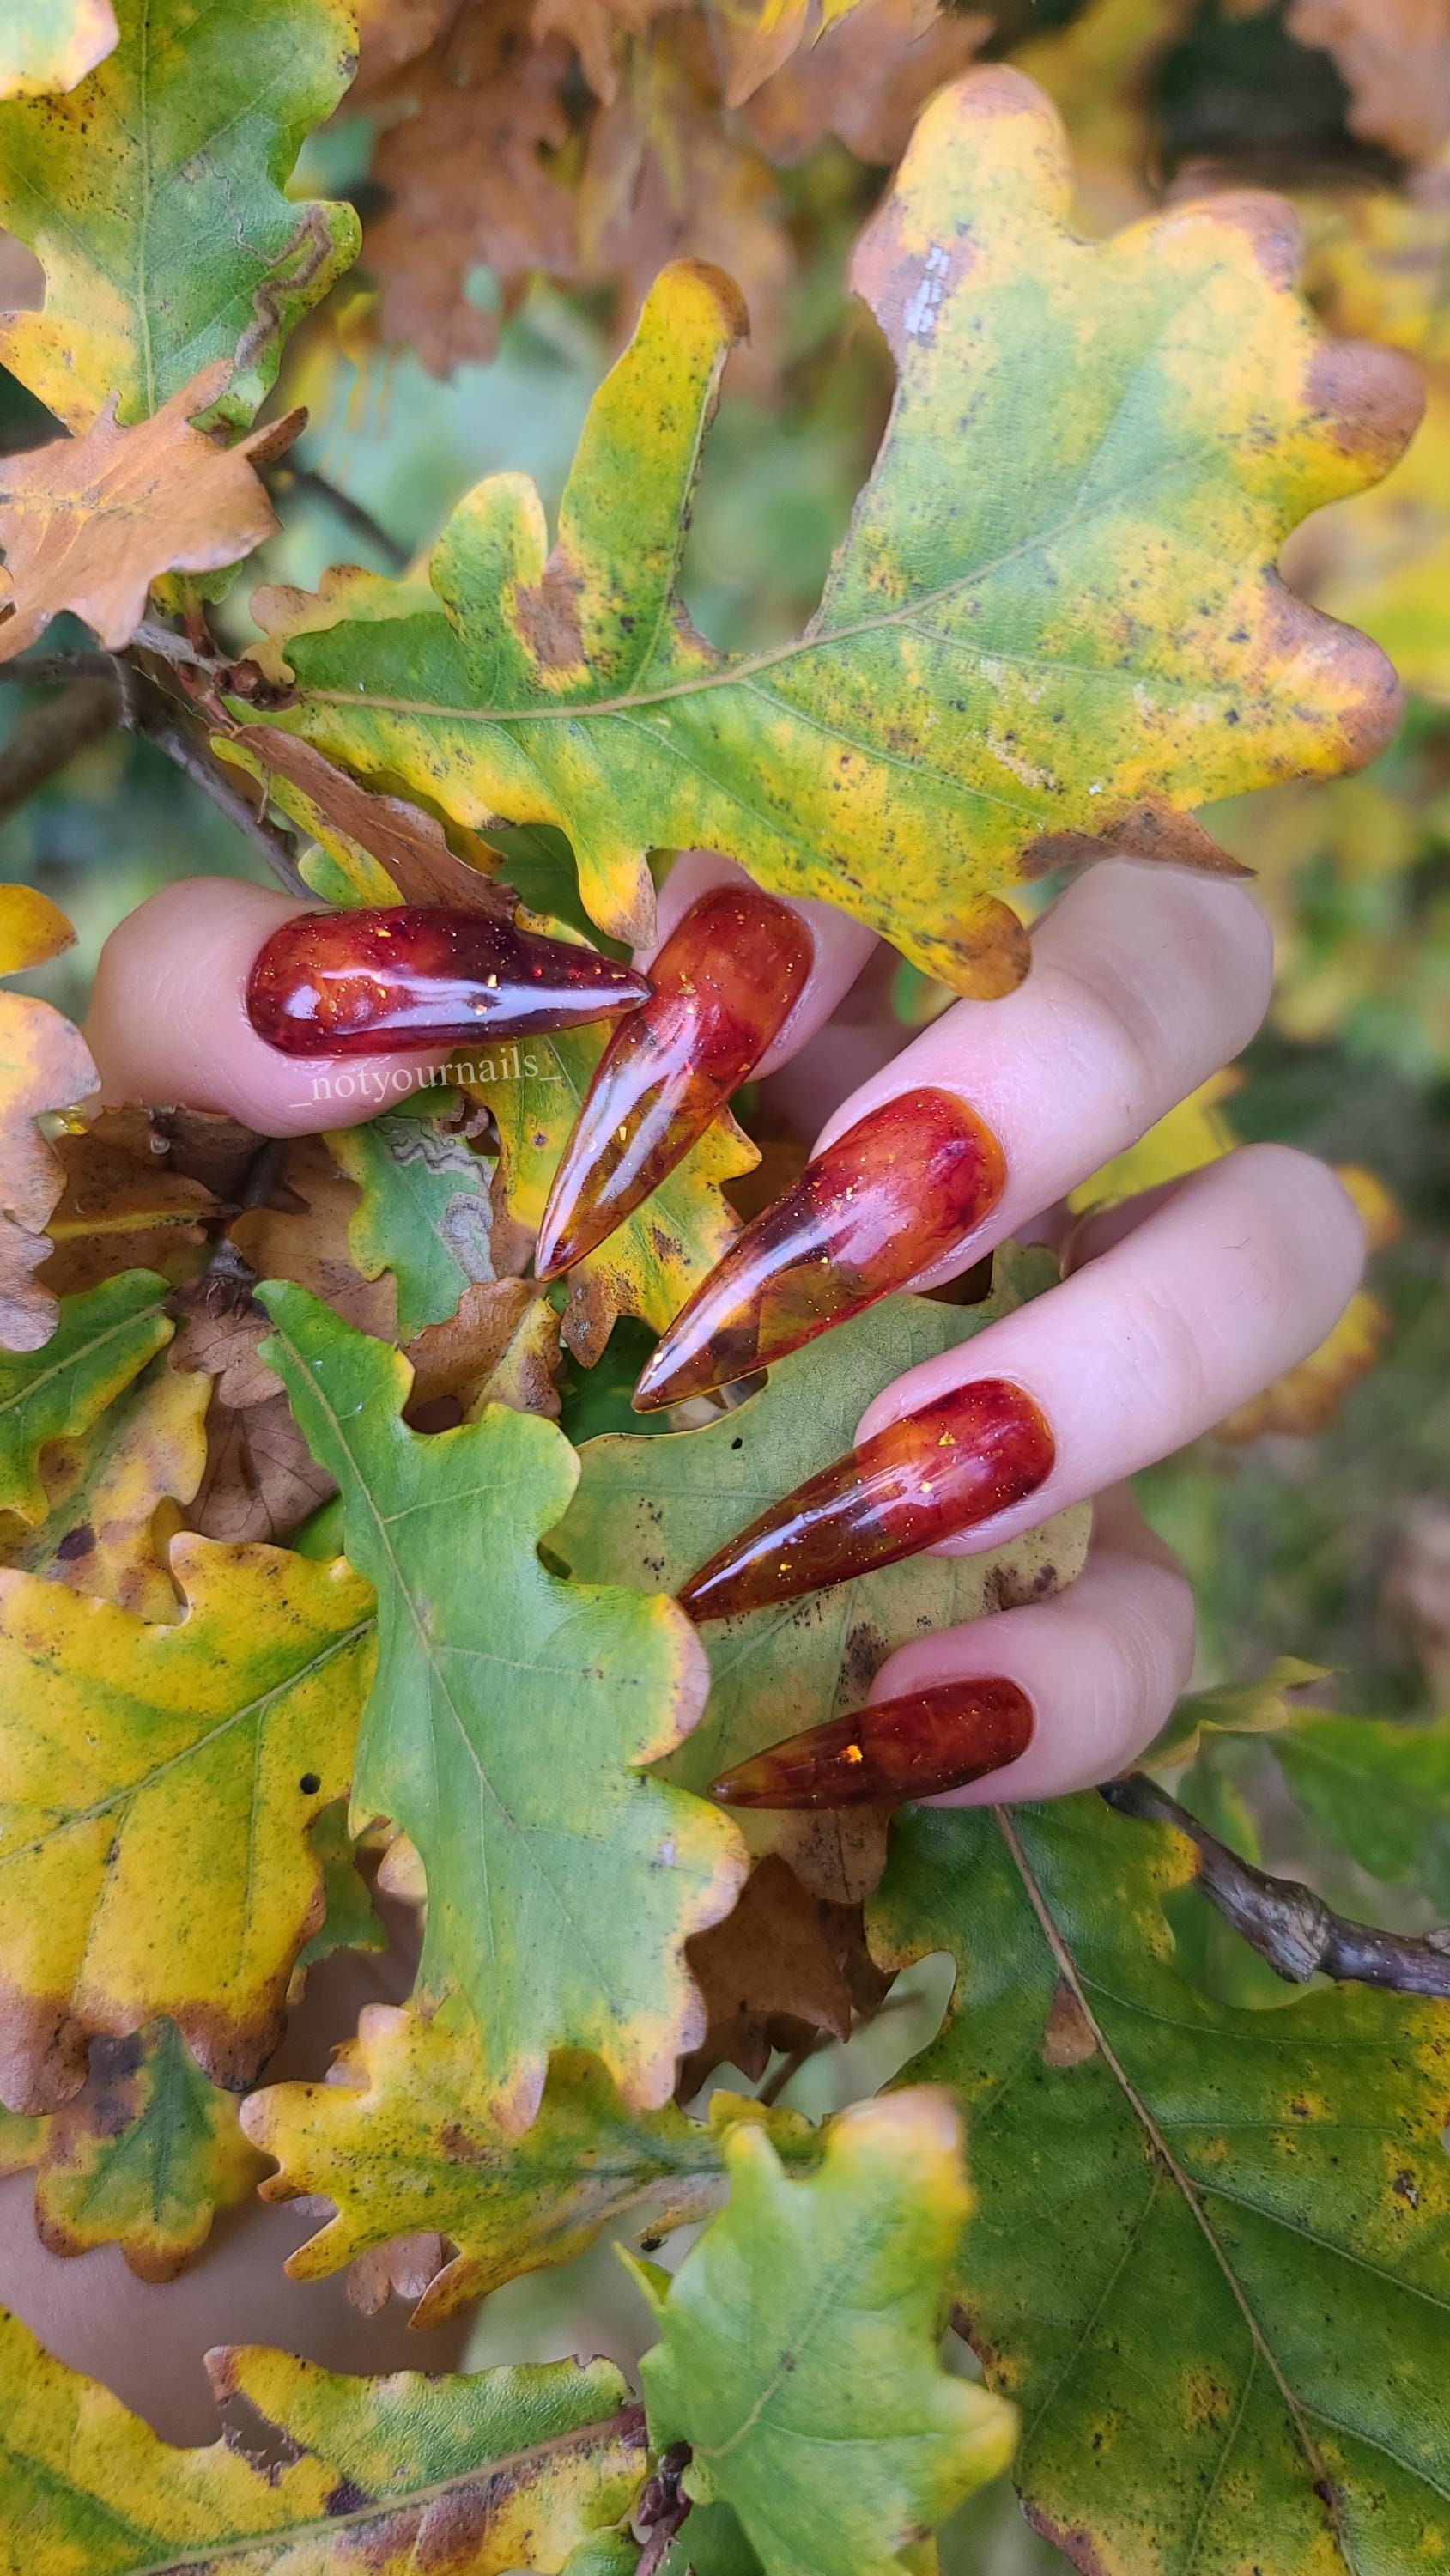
534 884 812 1277
679 1376 1054 1623
633 1087 1005 1408
246 906 652 1057
711 1676 1034 1807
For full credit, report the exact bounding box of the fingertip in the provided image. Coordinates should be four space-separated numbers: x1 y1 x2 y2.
85 878 453 1138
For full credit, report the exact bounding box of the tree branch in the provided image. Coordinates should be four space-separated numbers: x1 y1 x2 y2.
0 674 120 821
1101 1771 1450 1998
126 692 311 897
275 463 410 570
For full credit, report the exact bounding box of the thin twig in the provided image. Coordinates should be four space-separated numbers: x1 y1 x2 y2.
130 697 310 896
755 2032 832 2107
634 2443 692 2576
1101 1771 1450 1997
0 650 119 689
0 674 120 820
276 463 410 570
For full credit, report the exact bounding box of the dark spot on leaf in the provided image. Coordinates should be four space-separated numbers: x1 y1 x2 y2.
299 1772 322 1796
55 1524 94 1562
325 2476 371 2515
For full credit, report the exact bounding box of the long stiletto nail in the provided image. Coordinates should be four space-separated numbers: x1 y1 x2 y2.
534 885 812 1277
680 1377 1054 1623
711 1676 1034 1807
246 906 652 1057
633 1087 1005 1409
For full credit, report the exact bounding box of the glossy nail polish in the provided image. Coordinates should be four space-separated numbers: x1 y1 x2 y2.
534 884 812 1276
680 1377 1054 1622
633 1088 1005 1408
711 1676 1034 1807
246 906 652 1057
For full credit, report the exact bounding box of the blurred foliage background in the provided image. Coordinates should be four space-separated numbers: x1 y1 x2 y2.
3 4 1447 2560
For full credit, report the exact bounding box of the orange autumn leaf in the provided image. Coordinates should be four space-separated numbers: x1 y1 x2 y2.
0 360 280 663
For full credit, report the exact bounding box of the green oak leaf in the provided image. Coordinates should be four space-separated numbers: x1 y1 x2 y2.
1270 1713 1450 1915
243 2002 817 2325
557 1249 1089 1899
630 2090 1016 2576
29 2019 265 2281
251 68 1411 992
294 1800 385 1973
871 1793 1450 2573
330 1091 499 1340
0 1270 170 1527
0 2306 646 2572
257 1282 747 2131
0 0 361 432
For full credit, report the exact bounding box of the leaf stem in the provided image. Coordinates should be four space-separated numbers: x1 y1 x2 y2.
1101 1772 1450 1997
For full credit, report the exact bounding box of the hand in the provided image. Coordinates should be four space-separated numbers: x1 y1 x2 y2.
84 854 1366 1816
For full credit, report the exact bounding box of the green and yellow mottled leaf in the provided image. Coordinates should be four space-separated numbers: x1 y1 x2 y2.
0 1270 170 1528
244 1997 817 2324
257 1281 746 2131
294 1799 385 1974
0 1534 373 2111
0 0 361 433
331 1089 499 1340
632 2090 1016 2576
0 2 118 101
0 2305 646 2573
559 1249 1089 1900
254 68 1413 991
29 2018 265 2281
0 981 100 1357
472 1015 755 1365
871 1794 1450 2575
3 1351 209 1621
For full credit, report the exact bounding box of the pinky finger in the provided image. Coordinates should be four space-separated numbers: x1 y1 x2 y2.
712 1493 1193 1811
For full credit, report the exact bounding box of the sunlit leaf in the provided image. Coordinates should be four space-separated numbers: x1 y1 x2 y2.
257 1281 746 2130
0 1270 170 1527
0 1 117 101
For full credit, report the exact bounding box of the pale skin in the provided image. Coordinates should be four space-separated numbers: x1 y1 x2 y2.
6 852 1365 2430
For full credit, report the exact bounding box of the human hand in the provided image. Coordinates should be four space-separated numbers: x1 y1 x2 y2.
85 854 1365 1820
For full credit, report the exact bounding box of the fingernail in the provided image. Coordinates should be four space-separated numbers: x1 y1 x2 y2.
711 1676 1034 1807
633 1088 1005 1408
534 885 812 1276
679 1377 1054 1622
246 905 651 1057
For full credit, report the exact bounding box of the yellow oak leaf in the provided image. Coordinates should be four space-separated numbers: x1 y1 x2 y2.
251 69 1417 993
0 909 99 1353
0 1534 374 2111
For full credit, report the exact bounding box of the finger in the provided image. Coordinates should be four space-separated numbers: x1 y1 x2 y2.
86 878 457 1139
712 1494 1193 1808
634 860 1272 1406
679 1145 1365 1620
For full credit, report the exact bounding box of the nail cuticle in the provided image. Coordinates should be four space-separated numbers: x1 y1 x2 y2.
246 904 652 1058
633 1085 1006 1410
710 1674 1034 1807
679 1375 1054 1622
535 884 812 1277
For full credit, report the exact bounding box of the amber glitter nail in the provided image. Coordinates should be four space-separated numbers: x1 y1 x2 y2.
246 905 652 1057
534 884 812 1276
711 1676 1034 1807
633 1087 1006 1408
679 1376 1054 1622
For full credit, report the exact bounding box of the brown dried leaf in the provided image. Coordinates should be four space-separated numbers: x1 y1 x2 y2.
230 1136 396 1342
365 0 579 374
1288 0 1450 163
351 0 455 97
188 1388 337 1546
226 729 510 910
531 0 676 103
170 1293 286 1410
403 1276 562 1421
0 361 278 664
39 1111 219 1302
680 1854 852 2087
0 1000 100 1352
7 1358 210 1623
743 0 991 166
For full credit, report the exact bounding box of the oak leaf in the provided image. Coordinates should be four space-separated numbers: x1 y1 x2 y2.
559 1250 1091 1902
681 1854 853 2087
0 1533 373 2111
331 1091 500 1341
743 0 990 165
257 1282 747 2130
0 1268 170 1527
871 1794 1450 2574
0 884 73 976
0 364 279 665
0 0 361 434
0 2 117 102
631 2090 1016 2576
403 1275 563 1421
28 2020 266 2281
243 2002 816 2325
1288 0 1450 163
0 2306 647 2574
253 69 1417 992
